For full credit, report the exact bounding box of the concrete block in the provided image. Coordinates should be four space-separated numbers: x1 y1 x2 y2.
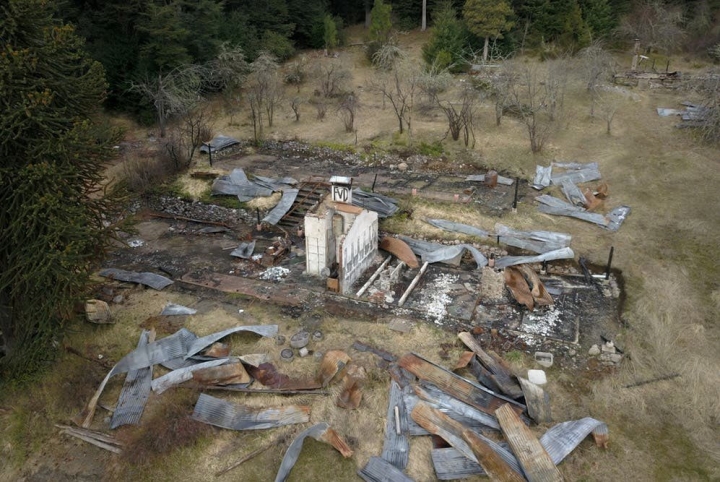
534 351 554 368
528 369 547 385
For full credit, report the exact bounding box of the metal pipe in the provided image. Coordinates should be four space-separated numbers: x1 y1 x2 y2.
512 177 519 209
398 262 429 306
356 255 392 297
605 246 614 280
371 172 378 192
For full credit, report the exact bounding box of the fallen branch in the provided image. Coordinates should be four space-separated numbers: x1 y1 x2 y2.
147 211 231 228
64 345 114 369
56 424 123 454
623 373 680 389
215 439 277 477
201 386 329 396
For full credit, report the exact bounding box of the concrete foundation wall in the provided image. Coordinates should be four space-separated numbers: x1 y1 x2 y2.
305 211 334 275
339 210 379 294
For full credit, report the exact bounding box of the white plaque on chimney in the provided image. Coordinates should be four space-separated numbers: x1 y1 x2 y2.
330 176 352 204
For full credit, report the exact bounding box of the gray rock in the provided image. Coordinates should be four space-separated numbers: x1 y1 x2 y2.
588 344 601 356
85 300 113 324
112 295 124 304
398 162 408 172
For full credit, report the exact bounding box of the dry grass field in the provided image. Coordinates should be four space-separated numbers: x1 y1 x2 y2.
1 26 719 481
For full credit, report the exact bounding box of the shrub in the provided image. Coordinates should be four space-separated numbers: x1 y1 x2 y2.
261 30 295 61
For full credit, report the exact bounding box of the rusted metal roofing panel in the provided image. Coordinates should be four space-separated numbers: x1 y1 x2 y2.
184 324 278 359
263 189 299 225
110 330 153 429
458 332 524 400
411 401 479 464
539 417 608 465
398 353 525 416
152 359 229 394
381 381 410 470
431 447 485 480
462 427 526 482
380 237 420 269
358 456 415 482
192 393 310 431
275 422 353 482
192 361 251 386
317 350 351 387
496 403 563 482
98 268 173 290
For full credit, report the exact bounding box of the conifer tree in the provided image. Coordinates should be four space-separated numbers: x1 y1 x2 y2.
0 0 118 375
463 0 515 61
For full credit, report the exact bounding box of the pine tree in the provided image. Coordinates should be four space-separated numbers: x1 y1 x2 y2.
422 1 467 69
370 0 393 43
0 0 118 375
463 0 515 61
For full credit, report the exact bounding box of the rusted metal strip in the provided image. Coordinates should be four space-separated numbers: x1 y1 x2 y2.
192 393 310 431
431 447 485 480
246 363 322 390
110 330 154 429
358 456 415 482
398 353 525 416
381 381 409 470
274 422 353 482
496 403 563 482
457 333 524 400
351 340 397 362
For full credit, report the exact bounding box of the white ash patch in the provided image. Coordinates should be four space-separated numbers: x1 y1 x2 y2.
416 272 458 325
259 266 290 281
127 239 144 248
521 306 561 336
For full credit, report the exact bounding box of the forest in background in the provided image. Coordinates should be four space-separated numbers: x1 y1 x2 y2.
61 0 720 116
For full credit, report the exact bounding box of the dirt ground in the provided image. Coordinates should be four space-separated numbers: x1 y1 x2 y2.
2 25 720 482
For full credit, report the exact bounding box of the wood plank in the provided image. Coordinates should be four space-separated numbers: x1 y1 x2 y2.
398 353 525 416
495 403 563 482
457 332 524 399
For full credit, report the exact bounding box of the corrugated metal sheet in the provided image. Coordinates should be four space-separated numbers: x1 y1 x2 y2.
413 384 500 430
399 236 487 268
495 247 575 269
465 174 514 185
561 179 586 206
230 240 256 259
495 223 571 255
160 303 197 315
184 325 278 359
262 189 299 225
536 195 609 227
381 381 410 470
192 393 310 430
533 165 552 190
457 332 524 400
550 162 601 185
539 417 608 465
152 359 228 394
411 401 480 464
426 219 490 238
110 330 153 429
98 268 173 290
275 423 353 482
192 361 251 386
358 456 415 482
606 205 631 232
351 189 399 218
199 134 240 153
431 447 485 480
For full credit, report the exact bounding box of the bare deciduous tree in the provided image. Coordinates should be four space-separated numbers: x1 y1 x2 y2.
337 93 360 132
369 45 421 139
314 61 352 98
619 0 686 53
490 62 517 126
245 52 282 141
508 60 569 153
417 62 453 111
162 106 214 169
437 87 478 147
290 97 303 122
131 64 207 138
